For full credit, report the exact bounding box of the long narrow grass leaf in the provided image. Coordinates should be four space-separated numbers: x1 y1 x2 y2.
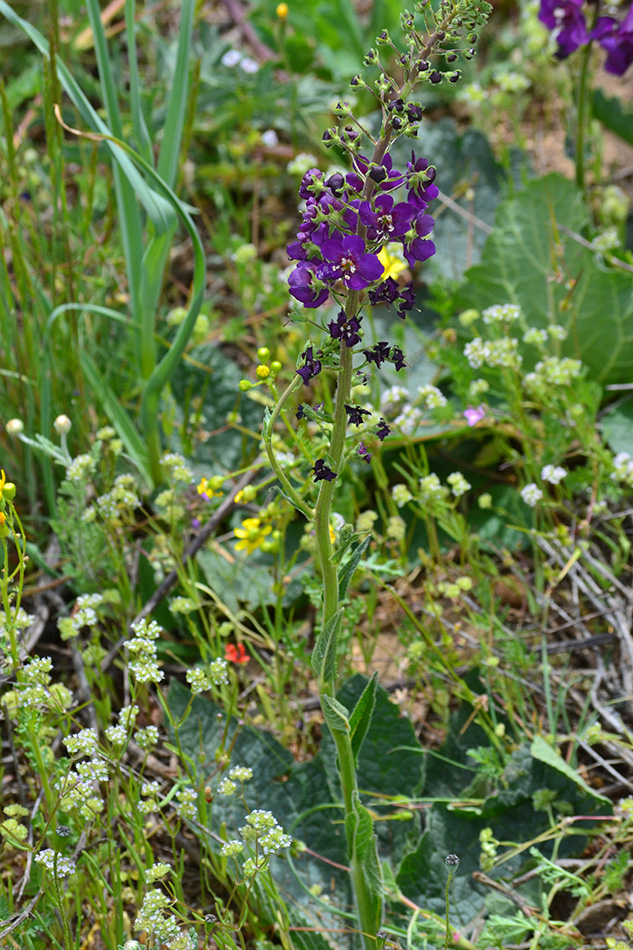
157 0 194 189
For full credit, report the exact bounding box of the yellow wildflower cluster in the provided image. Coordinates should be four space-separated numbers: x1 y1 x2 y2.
197 476 224 499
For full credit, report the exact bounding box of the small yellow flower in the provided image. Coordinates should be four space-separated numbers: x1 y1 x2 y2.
276 2 289 19
0 512 5 526
378 243 408 281
0 470 5 500
197 477 220 499
256 364 270 379
234 517 272 555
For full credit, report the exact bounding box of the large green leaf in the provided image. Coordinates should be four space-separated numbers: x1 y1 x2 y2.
600 395 633 456
457 173 633 384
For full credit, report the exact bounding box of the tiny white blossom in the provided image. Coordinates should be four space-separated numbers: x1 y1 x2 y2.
522 328 548 345
447 472 471 497
547 324 568 340
220 839 244 857
521 483 543 507
35 849 76 876
221 49 241 67
541 464 567 485
482 303 521 324
392 484 412 508
417 384 447 409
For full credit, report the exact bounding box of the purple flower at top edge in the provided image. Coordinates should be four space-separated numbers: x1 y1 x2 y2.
312 459 337 482
596 5 633 75
288 261 329 308
364 341 391 367
538 0 588 58
345 404 372 427
328 311 363 347
357 442 371 463
320 234 384 290
376 418 390 441
297 346 322 384
464 405 486 427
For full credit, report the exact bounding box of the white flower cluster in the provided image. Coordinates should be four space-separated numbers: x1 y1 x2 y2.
418 474 446 501
221 48 259 73
464 337 521 370
57 770 104 820
482 303 521 324
547 324 568 341
90 474 141 524
146 862 171 883
522 328 548 345
417 385 447 409
35 849 76 877
220 839 244 858
495 70 530 93
520 483 543 507
541 464 567 485
127 619 164 684
380 385 409 413
392 484 412 508
173 786 197 821
591 227 619 253
161 453 194 484
217 765 254 797
239 809 292 855
66 453 95 483
524 356 581 391
393 404 423 435
134 889 181 945
467 378 489 401
64 728 99 758
611 451 633 487
105 704 139 746
447 472 471 497
135 725 159 750
170 597 197 614
59 593 104 639
185 659 229 695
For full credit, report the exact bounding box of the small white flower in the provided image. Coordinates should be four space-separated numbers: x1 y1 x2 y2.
447 472 471 497
417 384 447 409
239 57 259 74
54 414 72 435
5 418 24 435
260 129 279 148
221 49 241 67
520 483 543 507
541 464 567 485
392 484 412 508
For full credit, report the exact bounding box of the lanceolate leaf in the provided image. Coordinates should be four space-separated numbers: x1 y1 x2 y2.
349 671 378 766
312 608 343 684
321 695 350 734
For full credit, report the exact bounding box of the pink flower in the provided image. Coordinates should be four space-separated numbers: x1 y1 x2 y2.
464 405 486 427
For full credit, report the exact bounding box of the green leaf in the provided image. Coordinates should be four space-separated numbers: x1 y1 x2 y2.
348 792 373 861
312 609 343 684
458 173 633 384
530 735 609 804
321 695 350 734
349 671 378 767
600 395 633 456
592 88 633 146
338 535 370 601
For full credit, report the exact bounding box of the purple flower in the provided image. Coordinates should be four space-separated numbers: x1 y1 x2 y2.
320 234 384 290
364 341 391 368
298 168 324 200
345 404 372 427
357 442 371 463
376 418 390 441
297 346 322 384
358 194 415 242
403 214 436 268
597 5 633 75
328 311 363 347
296 404 307 419
538 0 588 58
464 405 486 427
353 152 405 192
191 517 202 530
397 282 416 317
289 262 329 308
312 459 337 482
391 346 406 372
369 278 401 306
406 154 439 210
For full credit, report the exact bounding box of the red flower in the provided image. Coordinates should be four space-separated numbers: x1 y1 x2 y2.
225 643 250 665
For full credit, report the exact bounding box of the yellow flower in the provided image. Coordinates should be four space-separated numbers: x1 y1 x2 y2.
234 517 272 555
197 477 220 499
378 243 408 281
276 2 288 19
0 512 5 526
0 470 5 499
256 364 270 379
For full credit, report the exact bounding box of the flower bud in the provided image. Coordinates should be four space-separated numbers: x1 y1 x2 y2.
54 414 72 435
5 419 24 436
276 2 288 18
256 364 270 379
257 347 270 362
239 380 252 392
270 361 282 374
3 482 16 501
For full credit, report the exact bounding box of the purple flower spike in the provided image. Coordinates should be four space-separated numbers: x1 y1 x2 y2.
328 311 363 347
289 262 330 308
320 233 384 290
312 459 337 482
345 404 372 427
297 346 322 384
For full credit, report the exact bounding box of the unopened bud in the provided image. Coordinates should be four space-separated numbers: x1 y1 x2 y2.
5 419 24 436
276 2 288 18
54 414 72 435
3 483 16 501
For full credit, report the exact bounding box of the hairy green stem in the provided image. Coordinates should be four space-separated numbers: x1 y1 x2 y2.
575 40 592 192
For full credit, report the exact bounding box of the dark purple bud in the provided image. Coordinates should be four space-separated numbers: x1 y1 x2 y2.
447 53 457 63
430 71 442 83
449 72 461 83
436 30 445 40
297 345 323 384
312 459 337 482
364 341 391 367
391 346 406 371
369 165 388 183
417 60 429 72
351 75 362 86
325 172 345 195
392 117 402 130
407 104 423 122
